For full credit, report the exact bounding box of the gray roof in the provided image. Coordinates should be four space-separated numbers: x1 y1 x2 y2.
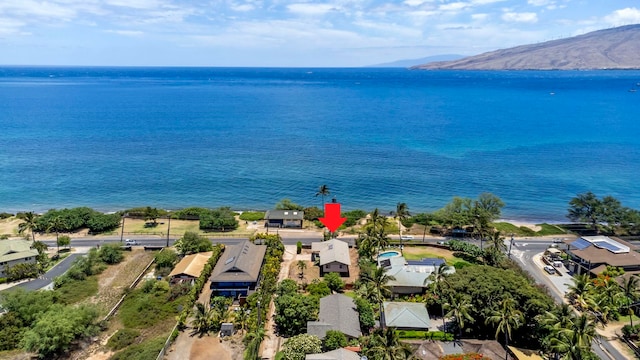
265 210 304 220
306 349 361 360
0 240 39 263
312 239 351 267
210 240 267 283
383 302 430 329
385 256 454 289
307 294 362 339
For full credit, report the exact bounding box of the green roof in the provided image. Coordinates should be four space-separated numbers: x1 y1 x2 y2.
0 240 39 263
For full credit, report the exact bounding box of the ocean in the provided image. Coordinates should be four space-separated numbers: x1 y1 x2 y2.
0 67 639 222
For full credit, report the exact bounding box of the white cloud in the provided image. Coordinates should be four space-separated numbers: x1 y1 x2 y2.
287 3 338 16
472 13 489 21
103 0 164 9
0 17 27 35
230 4 255 12
527 0 551 6
105 29 144 36
403 0 429 7
604 7 640 26
502 12 538 23
0 0 78 21
439 2 470 12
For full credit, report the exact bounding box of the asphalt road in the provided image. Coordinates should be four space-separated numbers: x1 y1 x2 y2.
509 239 624 360
0 253 82 293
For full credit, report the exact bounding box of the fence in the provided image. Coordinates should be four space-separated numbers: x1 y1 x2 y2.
102 251 158 322
618 335 640 359
156 323 179 360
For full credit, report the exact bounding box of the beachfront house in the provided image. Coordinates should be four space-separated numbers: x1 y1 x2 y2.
0 239 39 278
264 210 304 228
168 251 212 284
311 239 351 276
307 294 362 340
210 240 266 298
383 302 431 330
564 236 640 276
380 256 455 296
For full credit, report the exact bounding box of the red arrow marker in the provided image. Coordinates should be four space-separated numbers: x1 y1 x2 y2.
319 203 347 233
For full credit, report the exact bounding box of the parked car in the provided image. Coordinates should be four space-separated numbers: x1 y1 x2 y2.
544 265 556 275
125 239 138 246
400 235 414 240
552 238 564 243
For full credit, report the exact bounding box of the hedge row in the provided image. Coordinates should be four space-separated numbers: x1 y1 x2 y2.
176 244 225 329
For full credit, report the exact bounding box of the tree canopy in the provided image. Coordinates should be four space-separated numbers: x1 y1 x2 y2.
174 231 213 256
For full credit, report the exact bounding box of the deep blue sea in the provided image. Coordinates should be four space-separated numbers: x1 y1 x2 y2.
1 67 639 222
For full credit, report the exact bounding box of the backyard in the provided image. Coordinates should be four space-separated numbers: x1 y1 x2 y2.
401 246 470 267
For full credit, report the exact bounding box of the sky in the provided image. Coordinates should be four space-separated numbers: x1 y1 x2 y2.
1 0 640 67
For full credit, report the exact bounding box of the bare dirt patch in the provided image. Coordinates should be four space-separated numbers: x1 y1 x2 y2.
288 248 360 286
88 249 156 312
0 218 22 237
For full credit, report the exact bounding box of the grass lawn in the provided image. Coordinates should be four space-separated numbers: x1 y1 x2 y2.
122 217 257 237
401 246 470 267
56 275 99 304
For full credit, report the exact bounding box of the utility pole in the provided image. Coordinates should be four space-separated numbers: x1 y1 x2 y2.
120 214 126 242
166 215 171 247
508 233 514 258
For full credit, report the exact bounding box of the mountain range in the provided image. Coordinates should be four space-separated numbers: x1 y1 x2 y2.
412 24 640 70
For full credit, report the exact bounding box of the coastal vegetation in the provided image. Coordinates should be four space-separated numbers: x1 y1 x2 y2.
568 192 640 235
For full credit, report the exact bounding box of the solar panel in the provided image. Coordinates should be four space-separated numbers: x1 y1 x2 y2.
593 241 621 252
570 238 591 250
225 256 235 265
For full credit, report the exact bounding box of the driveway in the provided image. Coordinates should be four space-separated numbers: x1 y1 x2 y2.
0 252 83 293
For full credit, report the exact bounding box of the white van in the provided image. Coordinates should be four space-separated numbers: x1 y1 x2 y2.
544 265 556 275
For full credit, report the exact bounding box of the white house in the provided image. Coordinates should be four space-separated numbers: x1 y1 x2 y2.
311 239 351 276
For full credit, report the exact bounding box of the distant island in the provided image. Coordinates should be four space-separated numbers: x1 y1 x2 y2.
412 24 640 70
366 54 464 68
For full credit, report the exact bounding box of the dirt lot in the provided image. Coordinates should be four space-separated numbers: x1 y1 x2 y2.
287 248 360 286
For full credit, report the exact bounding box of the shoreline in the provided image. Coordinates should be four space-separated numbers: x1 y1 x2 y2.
0 206 573 226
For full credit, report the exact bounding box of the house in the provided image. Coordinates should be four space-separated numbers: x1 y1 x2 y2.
383 302 430 330
0 240 39 278
264 210 304 228
380 256 455 295
311 239 351 276
508 346 544 360
414 339 511 360
306 348 361 360
307 294 362 339
168 251 212 284
564 236 640 275
209 240 267 298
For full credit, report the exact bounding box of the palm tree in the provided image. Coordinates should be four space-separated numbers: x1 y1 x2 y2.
566 274 592 309
444 293 474 339
297 260 307 277
622 275 640 327
549 313 598 360
425 263 451 333
363 266 395 328
394 202 410 245
363 327 415 360
48 216 64 252
18 211 39 242
193 302 212 335
486 296 523 360
315 185 330 212
244 327 269 360
234 306 249 334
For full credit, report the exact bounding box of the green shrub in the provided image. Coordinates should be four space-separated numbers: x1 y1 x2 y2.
107 329 140 350
0 277 6 284
56 276 99 304
110 335 166 360
0 212 14 219
239 211 265 221
0 234 9 240
296 241 302 254
323 272 345 292
99 243 124 264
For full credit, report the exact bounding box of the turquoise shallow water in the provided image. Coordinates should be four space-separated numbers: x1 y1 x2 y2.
0 67 639 221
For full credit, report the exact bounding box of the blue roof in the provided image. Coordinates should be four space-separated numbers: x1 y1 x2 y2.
570 238 592 250
406 258 446 266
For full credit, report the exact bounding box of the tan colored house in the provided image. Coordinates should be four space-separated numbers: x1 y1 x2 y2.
0 240 39 278
312 239 351 276
564 236 640 275
168 251 213 284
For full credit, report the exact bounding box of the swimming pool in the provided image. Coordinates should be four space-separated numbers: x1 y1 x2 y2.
378 250 401 259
